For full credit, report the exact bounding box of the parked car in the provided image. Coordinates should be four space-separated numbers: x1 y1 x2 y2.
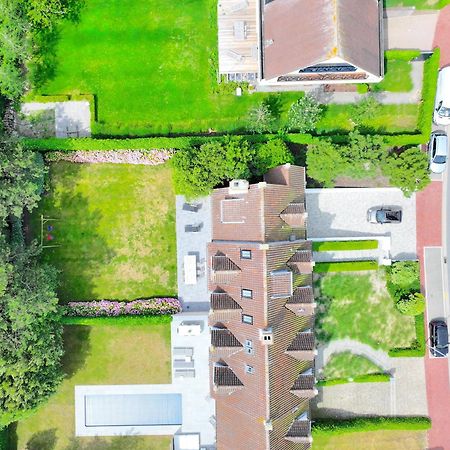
428 131 448 174
433 66 450 126
429 320 449 357
367 206 402 224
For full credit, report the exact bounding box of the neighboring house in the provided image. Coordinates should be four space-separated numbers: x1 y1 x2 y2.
218 0 383 87
207 164 317 450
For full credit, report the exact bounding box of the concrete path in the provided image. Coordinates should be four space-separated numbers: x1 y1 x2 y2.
313 340 428 418
424 246 446 322
385 10 439 51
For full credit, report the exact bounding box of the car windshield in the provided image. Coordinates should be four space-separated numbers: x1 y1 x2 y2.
438 106 450 117
434 155 447 164
376 211 386 222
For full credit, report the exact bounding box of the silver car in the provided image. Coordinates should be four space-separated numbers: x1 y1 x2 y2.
367 206 402 224
428 131 448 174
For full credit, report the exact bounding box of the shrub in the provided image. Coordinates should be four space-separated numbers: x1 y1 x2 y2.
385 49 421 61
356 84 369 94
382 147 430 197
253 138 294 176
286 94 323 132
247 102 276 134
396 292 426 316
350 96 382 124
0 427 7 450
63 298 182 317
389 313 425 357
312 240 378 252
62 315 172 326
389 261 420 291
312 416 431 437
317 373 390 386
313 261 378 273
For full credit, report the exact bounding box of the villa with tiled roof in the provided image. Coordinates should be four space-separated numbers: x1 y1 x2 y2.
207 164 317 450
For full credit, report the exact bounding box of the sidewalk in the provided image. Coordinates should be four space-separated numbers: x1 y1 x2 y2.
433 5 450 68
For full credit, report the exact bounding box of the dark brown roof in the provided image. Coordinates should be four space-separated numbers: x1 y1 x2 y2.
211 292 242 310
289 250 312 263
292 371 315 391
211 327 243 347
214 365 244 387
287 331 315 352
286 416 311 438
262 0 382 80
287 287 314 305
212 254 241 272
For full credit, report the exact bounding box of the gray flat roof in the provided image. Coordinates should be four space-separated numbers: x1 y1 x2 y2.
85 393 182 427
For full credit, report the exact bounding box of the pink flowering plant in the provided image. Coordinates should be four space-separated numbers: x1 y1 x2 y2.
64 298 181 317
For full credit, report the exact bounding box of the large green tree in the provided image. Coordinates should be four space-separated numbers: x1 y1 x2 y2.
0 240 63 427
0 138 46 223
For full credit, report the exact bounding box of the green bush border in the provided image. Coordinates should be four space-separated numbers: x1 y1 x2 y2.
312 240 378 252
317 373 391 386
313 260 378 273
312 416 431 437
61 315 173 326
0 427 7 450
388 313 425 357
385 50 422 61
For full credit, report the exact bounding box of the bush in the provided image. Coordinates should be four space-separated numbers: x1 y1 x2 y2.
62 315 172 326
0 427 7 450
350 96 382 124
389 313 425 357
356 84 369 94
382 147 430 197
312 240 378 252
396 292 426 316
385 50 421 61
63 298 181 317
286 94 323 132
247 102 276 134
389 261 420 291
313 261 378 273
312 416 431 437
253 138 294 176
317 373 390 386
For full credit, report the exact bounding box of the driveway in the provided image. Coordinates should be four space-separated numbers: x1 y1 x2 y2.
305 188 416 260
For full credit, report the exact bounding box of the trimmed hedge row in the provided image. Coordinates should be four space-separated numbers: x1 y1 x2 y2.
62 315 172 326
0 428 7 450
312 240 378 252
388 313 426 357
317 373 391 386
312 416 431 436
385 49 422 61
313 260 378 273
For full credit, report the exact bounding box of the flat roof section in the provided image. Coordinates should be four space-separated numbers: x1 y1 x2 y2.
85 393 182 427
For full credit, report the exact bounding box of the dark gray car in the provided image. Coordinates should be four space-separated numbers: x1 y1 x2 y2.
429 320 448 357
367 206 402 224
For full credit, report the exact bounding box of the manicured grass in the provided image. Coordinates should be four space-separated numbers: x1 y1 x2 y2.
15 323 172 450
312 240 378 252
313 429 427 449
386 0 450 8
315 272 416 351
374 59 413 93
320 351 386 380
314 261 378 273
32 162 177 301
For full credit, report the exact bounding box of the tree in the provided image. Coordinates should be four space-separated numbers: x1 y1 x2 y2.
223 136 255 180
382 147 430 197
0 242 63 427
247 102 275 134
286 95 323 132
306 140 345 187
396 292 426 316
0 138 46 224
390 261 420 291
253 139 294 176
23 0 85 29
350 96 381 125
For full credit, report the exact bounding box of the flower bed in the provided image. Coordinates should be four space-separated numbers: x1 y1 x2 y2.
64 298 181 317
45 149 175 165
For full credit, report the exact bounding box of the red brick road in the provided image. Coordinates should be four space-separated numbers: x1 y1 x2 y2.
416 181 450 450
433 5 450 68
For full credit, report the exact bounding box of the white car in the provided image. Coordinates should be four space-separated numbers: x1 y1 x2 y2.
428 131 448 174
433 66 450 126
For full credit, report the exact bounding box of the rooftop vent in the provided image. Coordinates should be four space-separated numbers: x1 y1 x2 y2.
228 179 249 194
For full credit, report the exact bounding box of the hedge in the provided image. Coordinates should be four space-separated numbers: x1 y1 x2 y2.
385 49 422 61
61 315 172 326
388 313 425 357
312 416 431 437
312 240 378 252
317 373 391 386
313 260 378 273
0 428 7 450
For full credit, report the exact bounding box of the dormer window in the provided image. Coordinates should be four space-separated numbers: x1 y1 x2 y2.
241 289 253 299
242 314 253 325
240 249 252 259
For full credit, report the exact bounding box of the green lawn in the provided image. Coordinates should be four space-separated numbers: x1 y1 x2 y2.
30 0 422 136
321 351 385 380
313 430 427 449
375 59 413 93
15 323 172 450
386 0 450 7
315 271 416 351
32 162 176 301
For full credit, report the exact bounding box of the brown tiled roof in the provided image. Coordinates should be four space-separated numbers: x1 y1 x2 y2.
262 0 382 80
211 327 243 347
287 286 314 305
212 253 241 272
287 331 315 352
292 372 315 391
211 292 242 310
286 417 311 438
289 250 312 263
214 365 244 387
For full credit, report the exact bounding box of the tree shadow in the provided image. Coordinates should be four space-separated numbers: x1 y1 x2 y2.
26 429 57 450
263 94 283 119
64 436 149 450
61 325 91 378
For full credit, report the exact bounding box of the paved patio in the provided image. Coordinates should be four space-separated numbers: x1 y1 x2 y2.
176 195 212 311
306 188 417 260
